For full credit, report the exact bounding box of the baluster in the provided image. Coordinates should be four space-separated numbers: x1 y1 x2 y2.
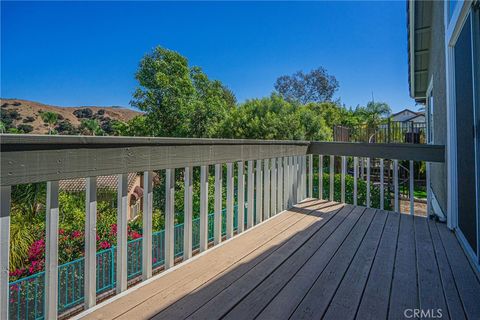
256 160 263 224
288 156 293 207
341 156 346 203
237 161 245 233
45 181 59 319
0 186 11 320
264 159 270 220
426 161 431 217
293 156 298 204
214 164 222 245
380 159 384 210
302 155 307 200
277 157 283 213
199 166 208 252
319 155 324 200
329 155 334 201
353 157 358 206
394 160 399 212
366 157 371 208
283 157 289 209
85 177 97 308
116 174 128 294
226 163 234 239
308 154 313 199
410 160 414 215
247 161 254 228
270 158 277 216
165 168 175 269
183 167 193 259
142 172 153 279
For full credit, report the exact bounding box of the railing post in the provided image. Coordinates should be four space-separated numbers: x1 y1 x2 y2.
199 166 209 252
394 160 399 212
142 172 153 280
293 156 298 204
270 158 277 216
116 174 128 294
302 155 307 200
85 177 97 308
308 154 313 198
283 157 289 209
409 160 414 215
226 163 234 239
366 157 371 208
380 159 385 210
183 167 193 259
264 159 270 220
214 164 223 245
0 186 11 320
319 155 323 200
247 161 254 228
256 160 263 224
237 161 245 233
329 155 334 201
341 156 346 203
353 157 358 206
45 181 59 319
277 157 283 213
380 159 384 210
165 168 175 269
290 156 295 206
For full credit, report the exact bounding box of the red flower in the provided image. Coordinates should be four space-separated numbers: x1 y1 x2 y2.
129 231 142 240
100 241 111 249
59 229 65 235
72 230 82 238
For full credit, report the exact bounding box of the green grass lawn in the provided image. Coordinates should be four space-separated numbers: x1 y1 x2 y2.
414 187 427 199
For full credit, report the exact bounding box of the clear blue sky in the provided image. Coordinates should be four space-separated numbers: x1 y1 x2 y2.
1 1 416 113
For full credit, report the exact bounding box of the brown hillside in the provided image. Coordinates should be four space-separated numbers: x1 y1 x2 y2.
1 98 142 134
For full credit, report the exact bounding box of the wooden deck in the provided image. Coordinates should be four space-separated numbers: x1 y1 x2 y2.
81 200 480 320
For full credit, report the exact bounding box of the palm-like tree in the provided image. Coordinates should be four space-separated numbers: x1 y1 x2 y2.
40 111 59 134
81 119 104 136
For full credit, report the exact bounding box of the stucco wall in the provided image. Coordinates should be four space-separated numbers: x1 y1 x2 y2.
427 0 448 215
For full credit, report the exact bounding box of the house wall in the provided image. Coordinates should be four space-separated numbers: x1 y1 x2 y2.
427 0 448 215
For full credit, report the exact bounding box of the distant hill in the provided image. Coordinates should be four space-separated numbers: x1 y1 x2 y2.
1 98 142 134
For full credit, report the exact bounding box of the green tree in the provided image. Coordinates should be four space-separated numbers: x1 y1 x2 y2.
80 119 104 136
131 46 234 138
40 111 59 134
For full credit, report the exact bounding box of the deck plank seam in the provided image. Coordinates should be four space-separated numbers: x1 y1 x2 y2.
384 211 401 320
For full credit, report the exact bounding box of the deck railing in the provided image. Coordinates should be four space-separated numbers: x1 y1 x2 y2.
0 135 444 320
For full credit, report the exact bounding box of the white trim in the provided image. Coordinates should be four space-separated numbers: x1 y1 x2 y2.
409 0 416 97
456 229 480 274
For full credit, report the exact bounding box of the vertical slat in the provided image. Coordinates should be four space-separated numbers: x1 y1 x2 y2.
298 156 303 202
270 158 277 216
183 167 193 259
237 161 245 233
353 157 358 206
45 181 59 319
256 160 263 224
409 160 414 215
319 155 323 200
247 161 254 228
214 164 223 245
199 166 208 252
116 174 128 294
287 157 292 207
394 159 399 212
165 168 175 269
308 154 313 198
366 157 371 208
380 159 384 210
142 172 153 280
226 163 234 239
293 156 298 204
263 159 270 220
284 157 287 205
302 155 307 200
329 155 334 201
277 158 283 213
0 186 11 320
341 156 346 203
85 177 97 308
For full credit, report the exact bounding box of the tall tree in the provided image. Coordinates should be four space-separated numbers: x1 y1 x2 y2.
274 67 339 104
131 46 234 138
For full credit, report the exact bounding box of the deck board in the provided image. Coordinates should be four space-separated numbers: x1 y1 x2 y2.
82 199 480 320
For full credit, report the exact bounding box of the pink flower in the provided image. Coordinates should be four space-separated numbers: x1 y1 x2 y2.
130 231 142 239
100 241 111 249
59 229 65 235
96 234 100 241
110 224 117 236
72 230 82 238
153 258 157 263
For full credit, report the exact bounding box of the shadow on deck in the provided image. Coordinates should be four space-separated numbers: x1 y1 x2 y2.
79 199 480 320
